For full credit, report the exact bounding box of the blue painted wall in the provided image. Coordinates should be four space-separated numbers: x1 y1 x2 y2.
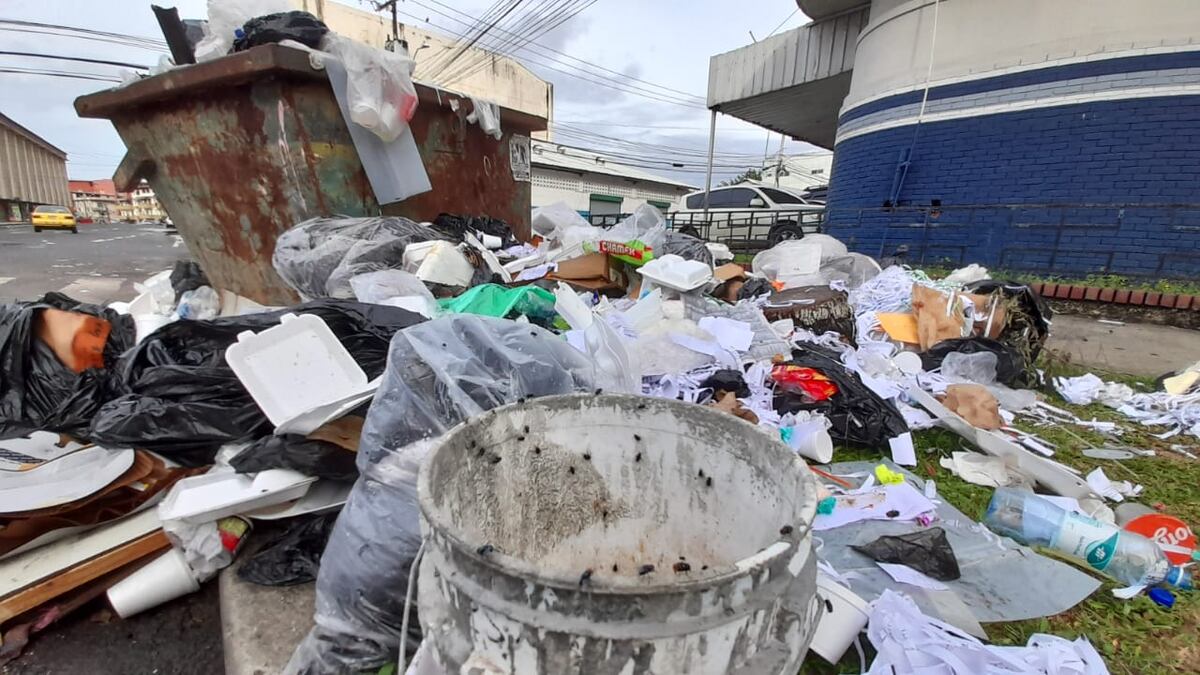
826 64 1200 278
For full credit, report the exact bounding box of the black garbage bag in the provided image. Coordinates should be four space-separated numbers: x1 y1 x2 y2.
964 279 1053 362
168 261 210 302
774 343 908 447
852 527 961 581
238 512 339 586
231 434 359 482
661 231 713 266
0 293 135 440
432 213 517 247
272 216 452 300
921 337 1033 388
737 276 774 301
701 369 750 398
233 11 328 51
89 301 423 466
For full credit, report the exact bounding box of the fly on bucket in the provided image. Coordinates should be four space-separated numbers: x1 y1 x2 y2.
416 394 822 674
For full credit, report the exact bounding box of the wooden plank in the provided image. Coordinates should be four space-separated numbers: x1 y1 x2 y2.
0 508 161 597
0 530 169 624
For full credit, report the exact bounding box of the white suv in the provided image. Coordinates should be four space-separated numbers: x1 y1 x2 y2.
669 184 824 247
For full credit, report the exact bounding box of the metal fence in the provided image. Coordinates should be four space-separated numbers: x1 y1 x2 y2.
587 203 1200 279
587 209 825 251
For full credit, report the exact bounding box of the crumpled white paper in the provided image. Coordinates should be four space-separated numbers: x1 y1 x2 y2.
866 589 1111 675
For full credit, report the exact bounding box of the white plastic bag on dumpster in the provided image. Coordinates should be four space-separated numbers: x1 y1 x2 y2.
321 34 418 143
467 97 502 140
195 0 292 62
286 315 596 674
350 270 439 318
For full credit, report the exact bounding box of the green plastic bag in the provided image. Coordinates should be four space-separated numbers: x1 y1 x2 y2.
438 284 557 322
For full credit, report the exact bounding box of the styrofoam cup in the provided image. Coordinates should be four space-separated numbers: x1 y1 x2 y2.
809 572 870 663
788 422 834 464
892 351 924 375
107 547 200 619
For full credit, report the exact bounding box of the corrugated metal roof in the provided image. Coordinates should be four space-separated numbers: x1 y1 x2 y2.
0 112 67 159
531 139 695 189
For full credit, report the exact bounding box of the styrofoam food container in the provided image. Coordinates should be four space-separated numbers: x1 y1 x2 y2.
225 313 374 433
157 469 317 525
809 572 870 663
107 547 200 618
637 254 713 291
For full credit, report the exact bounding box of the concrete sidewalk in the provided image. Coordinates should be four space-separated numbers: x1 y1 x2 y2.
1046 314 1199 378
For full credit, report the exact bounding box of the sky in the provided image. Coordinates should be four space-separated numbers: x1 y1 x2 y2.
0 0 821 186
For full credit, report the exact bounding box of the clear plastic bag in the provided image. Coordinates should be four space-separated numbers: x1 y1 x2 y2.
273 216 450 300
321 34 418 143
194 0 292 62
287 315 597 674
349 269 435 307
531 201 602 249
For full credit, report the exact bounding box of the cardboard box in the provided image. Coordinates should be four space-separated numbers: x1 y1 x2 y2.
548 253 626 291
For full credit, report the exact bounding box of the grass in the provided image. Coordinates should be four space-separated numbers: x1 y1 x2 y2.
804 361 1200 675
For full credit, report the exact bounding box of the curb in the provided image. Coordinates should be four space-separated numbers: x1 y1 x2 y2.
1028 282 1199 311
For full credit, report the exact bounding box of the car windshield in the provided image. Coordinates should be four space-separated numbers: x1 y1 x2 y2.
33 206 70 214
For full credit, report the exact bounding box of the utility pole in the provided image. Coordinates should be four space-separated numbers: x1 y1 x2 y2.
373 0 405 52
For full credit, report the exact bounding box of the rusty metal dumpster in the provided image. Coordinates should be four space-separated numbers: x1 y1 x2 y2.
75 45 545 305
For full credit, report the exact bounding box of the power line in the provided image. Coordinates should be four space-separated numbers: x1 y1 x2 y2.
439 0 571 84
444 0 599 86
764 8 799 39
417 0 510 74
431 0 525 78
0 50 148 70
0 19 165 47
414 0 703 101
0 67 122 83
401 10 702 107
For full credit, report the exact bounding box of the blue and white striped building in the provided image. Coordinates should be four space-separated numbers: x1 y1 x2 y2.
708 0 1200 278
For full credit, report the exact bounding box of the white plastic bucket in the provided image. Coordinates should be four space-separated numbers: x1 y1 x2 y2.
809 572 870 663
107 547 200 618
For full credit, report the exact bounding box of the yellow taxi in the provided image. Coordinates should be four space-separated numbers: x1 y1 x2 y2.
31 205 78 233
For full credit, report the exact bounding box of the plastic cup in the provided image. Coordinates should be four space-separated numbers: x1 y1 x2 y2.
809 572 870 663
788 421 834 464
892 351 923 375
107 548 200 619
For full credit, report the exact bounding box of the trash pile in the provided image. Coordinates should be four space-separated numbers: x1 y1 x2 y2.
10 3 1194 673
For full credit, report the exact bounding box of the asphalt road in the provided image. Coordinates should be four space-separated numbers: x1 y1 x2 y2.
0 221 191 305
0 221 223 674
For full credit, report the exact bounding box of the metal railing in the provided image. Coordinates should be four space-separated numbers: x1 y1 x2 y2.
587 209 825 251
585 203 1200 279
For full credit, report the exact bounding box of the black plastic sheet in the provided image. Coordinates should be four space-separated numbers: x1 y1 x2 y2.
921 337 1032 388
233 11 328 51
168 261 210 302
661 231 713 266
736 277 773 301
964 279 1052 362
232 434 359 482
774 343 908 447
852 527 962 581
701 369 750 398
238 512 339 586
89 301 423 466
0 293 134 440
432 213 517 248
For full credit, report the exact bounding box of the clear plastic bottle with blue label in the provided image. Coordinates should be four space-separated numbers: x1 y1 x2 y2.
984 488 1192 589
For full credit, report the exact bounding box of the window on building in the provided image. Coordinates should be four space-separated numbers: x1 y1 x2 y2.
589 193 622 216
760 188 807 205
647 199 671 215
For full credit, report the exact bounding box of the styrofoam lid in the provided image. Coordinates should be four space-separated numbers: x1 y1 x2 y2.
637 254 713 291
225 313 367 427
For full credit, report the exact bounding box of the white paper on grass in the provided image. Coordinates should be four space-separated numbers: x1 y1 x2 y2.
889 433 917 467
813 482 936 531
865 590 1111 675
876 562 948 591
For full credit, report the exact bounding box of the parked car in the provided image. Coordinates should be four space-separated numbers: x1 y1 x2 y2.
669 185 824 248
31 205 78 233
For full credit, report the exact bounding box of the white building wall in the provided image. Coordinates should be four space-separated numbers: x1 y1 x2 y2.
532 167 689 213
848 0 1200 109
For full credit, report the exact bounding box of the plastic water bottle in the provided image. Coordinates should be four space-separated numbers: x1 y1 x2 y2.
984 488 1192 589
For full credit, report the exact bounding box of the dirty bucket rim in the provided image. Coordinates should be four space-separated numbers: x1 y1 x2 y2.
417 393 820 595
